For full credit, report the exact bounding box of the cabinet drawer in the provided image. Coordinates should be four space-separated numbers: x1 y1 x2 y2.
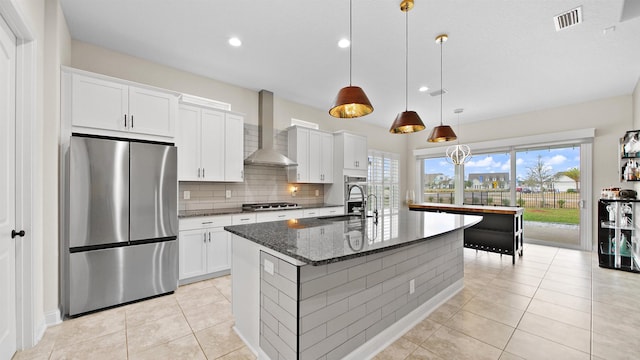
256 210 303 223
232 213 257 225
179 215 232 230
303 208 321 218
319 207 345 216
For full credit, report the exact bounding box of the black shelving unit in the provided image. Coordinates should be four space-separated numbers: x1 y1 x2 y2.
598 199 640 272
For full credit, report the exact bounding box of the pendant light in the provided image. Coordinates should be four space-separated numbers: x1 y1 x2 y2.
389 0 425 134
446 108 472 165
329 0 374 118
427 34 457 142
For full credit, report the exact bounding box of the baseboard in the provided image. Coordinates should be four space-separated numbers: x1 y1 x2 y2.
232 325 260 358
44 308 62 327
343 279 464 360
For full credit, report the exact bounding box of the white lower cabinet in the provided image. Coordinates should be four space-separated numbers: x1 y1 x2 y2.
179 215 231 283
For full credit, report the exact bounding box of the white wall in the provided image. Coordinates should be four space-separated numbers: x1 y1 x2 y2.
633 77 640 129
42 0 70 321
407 95 633 246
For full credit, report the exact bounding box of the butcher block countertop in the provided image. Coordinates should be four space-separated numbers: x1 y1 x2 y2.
409 202 524 215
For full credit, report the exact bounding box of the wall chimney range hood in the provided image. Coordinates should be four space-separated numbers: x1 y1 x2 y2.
244 90 297 167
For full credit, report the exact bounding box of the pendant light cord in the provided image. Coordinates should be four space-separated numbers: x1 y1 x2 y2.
349 0 353 86
439 37 443 126
405 9 409 111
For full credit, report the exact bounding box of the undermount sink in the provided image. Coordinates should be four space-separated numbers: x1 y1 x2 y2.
318 214 371 221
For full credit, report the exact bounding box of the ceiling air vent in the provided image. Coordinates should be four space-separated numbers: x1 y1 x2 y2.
430 89 448 97
554 6 582 31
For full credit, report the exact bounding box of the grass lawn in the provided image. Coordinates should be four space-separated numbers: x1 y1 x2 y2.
523 208 579 225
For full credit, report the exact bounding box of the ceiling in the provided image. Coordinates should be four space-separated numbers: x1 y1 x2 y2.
59 0 640 129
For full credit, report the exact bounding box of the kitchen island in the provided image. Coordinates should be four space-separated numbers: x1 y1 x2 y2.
224 210 482 359
409 203 524 264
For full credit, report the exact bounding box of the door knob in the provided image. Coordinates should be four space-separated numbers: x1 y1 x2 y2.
12 230 25 238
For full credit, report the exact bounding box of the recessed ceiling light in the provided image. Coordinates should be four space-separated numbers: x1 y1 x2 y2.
228 37 242 47
338 38 350 48
418 86 429 92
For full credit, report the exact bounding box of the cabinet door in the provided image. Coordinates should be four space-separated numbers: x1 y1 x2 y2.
71 74 128 132
290 127 310 182
225 113 245 182
128 86 177 137
308 130 322 182
207 228 230 273
200 109 225 181
177 105 201 181
320 132 334 183
353 134 368 169
179 229 208 280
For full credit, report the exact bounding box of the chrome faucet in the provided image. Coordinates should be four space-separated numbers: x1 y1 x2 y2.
367 194 379 224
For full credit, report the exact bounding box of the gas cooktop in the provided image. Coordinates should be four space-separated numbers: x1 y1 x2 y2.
242 202 301 211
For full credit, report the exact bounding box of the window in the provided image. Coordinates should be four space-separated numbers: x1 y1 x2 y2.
368 151 400 214
421 156 455 204
368 151 400 242
464 152 511 206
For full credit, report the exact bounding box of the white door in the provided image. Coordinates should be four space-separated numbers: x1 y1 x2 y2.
0 14 17 360
308 130 322 182
207 228 230 273
178 229 208 280
200 109 225 181
128 86 176 137
320 132 334 183
224 113 244 181
177 105 201 181
71 73 128 132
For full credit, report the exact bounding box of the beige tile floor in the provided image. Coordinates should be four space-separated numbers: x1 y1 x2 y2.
13 244 640 360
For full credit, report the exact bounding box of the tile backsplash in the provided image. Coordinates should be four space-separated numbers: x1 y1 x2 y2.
178 124 329 211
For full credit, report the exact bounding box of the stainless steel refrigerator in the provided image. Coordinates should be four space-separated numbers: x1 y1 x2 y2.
65 135 178 316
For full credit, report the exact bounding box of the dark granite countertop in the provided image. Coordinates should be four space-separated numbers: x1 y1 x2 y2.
224 210 482 265
178 203 344 218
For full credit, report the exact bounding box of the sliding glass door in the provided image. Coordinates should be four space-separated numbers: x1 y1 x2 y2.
515 146 581 247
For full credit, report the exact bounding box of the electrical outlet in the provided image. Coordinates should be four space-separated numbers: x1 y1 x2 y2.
264 259 274 275
315 189 320 196
225 190 232 199
409 279 415 294
183 191 190 200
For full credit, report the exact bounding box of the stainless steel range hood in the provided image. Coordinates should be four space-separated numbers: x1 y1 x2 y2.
244 90 297 167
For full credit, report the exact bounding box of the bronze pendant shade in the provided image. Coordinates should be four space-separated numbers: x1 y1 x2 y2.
390 111 425 134
329 86 374 118
427 124 457 142
389 0 425 134
427 34 457 143
329 0 373 119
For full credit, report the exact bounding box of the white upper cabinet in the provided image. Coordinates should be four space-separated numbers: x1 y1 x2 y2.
342 132 368 170
225 113 245 182
288 126 333 183
177 104 244 182
288 126 310 182
68 70 177 139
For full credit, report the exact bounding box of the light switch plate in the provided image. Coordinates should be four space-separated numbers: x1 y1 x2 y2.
183 191 190 200
264 259 274 275
225 190 232 199
315 189 320 196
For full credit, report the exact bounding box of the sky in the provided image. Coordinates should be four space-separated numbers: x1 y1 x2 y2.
424 147 580 181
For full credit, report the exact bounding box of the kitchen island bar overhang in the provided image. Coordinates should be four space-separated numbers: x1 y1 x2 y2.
225 210 482 359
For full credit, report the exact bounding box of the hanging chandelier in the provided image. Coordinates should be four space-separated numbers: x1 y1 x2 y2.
446 108 472 165
427 34 457 142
